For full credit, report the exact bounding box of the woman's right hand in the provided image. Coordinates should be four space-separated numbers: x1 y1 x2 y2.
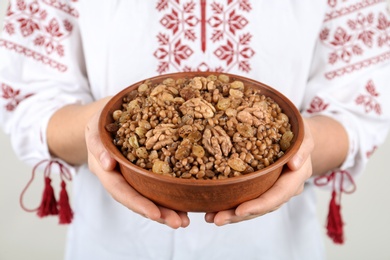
85 101 190 229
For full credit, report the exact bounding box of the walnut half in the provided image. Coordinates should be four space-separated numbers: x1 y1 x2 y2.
180 97 216 119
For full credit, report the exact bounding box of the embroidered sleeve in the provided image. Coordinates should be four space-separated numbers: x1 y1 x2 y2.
0 0 92 169
302 0 390 183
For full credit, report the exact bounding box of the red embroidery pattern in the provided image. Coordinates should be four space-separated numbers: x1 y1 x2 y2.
327 0 350 9
1 0 78 72
1 83 33 111
41 0 79 18
355 79 382 115
155 0 198 74
154 0 254 74
324 51 390 79
159 1 198 41
366 145 377 157
321 12 389 64
320 7 390 79
0 39 68 72
325 0 384 21
307 97 330 113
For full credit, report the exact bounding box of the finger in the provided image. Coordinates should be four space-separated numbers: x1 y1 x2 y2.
208 158 311 226
206 210 248 225
85 112 117 171
90 154 162 221
204 212 217 223
287 119 314 171
212 209 237 226
157 207 190 229
207 174 304 226
178 211 191 228
235 158 312 218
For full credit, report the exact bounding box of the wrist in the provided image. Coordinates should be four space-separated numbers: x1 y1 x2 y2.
47 97 110 166
304 115 349 176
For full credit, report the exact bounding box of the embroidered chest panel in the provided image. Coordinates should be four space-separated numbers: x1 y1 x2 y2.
154 0 255 74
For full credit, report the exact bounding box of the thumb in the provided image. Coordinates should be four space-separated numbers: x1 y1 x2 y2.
99 149 116 171
287 118 314 171
85 110 117 171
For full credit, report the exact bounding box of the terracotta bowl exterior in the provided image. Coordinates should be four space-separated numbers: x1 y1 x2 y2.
99 72 304 212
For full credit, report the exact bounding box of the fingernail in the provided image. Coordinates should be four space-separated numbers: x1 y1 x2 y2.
222 219 231 225
238 213 250 218
291 154 303 170
99 151 111 170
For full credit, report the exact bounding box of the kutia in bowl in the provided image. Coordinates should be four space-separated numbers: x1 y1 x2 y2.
99 72 304 212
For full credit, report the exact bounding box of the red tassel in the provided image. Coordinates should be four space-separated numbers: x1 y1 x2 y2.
20 159 74 224
314 170 356 245
326 191 344 244
37 176 59 217
58 180 74 224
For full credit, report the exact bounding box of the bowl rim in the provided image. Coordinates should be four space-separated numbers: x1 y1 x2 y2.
98 72 304 187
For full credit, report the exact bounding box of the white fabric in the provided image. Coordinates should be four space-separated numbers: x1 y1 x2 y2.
1 1 390 259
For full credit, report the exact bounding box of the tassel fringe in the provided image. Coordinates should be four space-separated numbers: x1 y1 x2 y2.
37 176 59 217
58 180 74 224
314 170 356 245
20 159 73 224
326 190 344 244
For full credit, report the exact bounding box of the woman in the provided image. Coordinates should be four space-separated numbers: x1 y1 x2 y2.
1 1 389 259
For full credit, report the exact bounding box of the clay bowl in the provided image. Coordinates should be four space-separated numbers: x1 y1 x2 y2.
99 72 304 212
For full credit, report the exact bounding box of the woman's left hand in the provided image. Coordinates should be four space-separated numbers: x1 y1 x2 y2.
205 119 315 225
